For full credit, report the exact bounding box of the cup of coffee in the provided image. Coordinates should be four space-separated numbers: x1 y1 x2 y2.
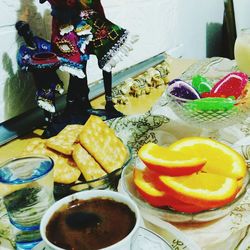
40 190 141 250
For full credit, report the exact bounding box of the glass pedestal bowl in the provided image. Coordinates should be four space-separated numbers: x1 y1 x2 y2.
120 163 249 223
165 91 250 130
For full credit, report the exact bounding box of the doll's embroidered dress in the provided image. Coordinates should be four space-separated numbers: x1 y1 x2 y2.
17 35 64 113
47 0 138 78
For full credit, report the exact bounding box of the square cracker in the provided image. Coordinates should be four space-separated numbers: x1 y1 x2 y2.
21 138 54 157
22 138 81 184
46 125 84 155
53 155 81 184
79 115 128 173
72 144 106 181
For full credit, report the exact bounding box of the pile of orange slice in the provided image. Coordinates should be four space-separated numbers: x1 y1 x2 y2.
134 137 247 213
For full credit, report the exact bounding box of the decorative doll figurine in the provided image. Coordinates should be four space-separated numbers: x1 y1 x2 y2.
40 0 138 124
16 21 64 122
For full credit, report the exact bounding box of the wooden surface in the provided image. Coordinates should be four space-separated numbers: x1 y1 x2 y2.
0 57 196 163
91 57 196 114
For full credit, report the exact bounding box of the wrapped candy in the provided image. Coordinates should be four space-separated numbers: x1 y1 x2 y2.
209 72 248 99
184 97 236 111
167 79 200 100
192 75 213 94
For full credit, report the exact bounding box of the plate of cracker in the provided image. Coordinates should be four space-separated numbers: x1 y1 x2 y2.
21 115 131 199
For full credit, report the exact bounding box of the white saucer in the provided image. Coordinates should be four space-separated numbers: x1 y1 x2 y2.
33 227 173 250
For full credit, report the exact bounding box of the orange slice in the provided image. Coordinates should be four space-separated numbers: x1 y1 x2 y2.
169 137 247 179
134 168 209 213
138 143 206 176
154 172 238 208
134 168 166 207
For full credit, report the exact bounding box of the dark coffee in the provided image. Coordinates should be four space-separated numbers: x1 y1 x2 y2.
46 198 136 250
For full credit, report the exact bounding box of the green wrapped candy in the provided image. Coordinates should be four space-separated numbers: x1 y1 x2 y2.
185 97 236 111
192 75 213 94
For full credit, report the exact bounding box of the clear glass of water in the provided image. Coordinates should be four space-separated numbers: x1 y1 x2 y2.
0 156 54 250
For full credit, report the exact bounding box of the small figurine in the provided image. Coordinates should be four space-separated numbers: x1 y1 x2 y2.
16 1 138 137
15 21 64 122
40 0 138 124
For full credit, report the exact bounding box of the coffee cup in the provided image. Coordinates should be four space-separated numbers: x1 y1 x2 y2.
40 190 141 250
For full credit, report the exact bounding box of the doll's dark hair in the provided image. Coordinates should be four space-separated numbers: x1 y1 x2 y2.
50 1 84 25
39 0 88 9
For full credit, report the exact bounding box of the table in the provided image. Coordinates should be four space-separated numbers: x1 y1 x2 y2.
0 57 194 163
1 56 250 250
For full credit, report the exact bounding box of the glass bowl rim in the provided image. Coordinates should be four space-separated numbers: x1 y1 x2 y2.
0 155 54 185
166 91 243 105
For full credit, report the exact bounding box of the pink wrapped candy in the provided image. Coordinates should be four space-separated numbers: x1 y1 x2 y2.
209 72 248 99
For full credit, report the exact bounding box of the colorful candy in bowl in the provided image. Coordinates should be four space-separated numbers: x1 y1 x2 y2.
120 137 249 223
166 72 250 129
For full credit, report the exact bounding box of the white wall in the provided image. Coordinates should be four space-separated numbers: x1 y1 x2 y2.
234 0 250 35
175 0 224 58
0 0 224 123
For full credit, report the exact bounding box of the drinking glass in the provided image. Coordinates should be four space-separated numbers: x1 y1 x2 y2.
0 156 54 250
234 28 250 75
